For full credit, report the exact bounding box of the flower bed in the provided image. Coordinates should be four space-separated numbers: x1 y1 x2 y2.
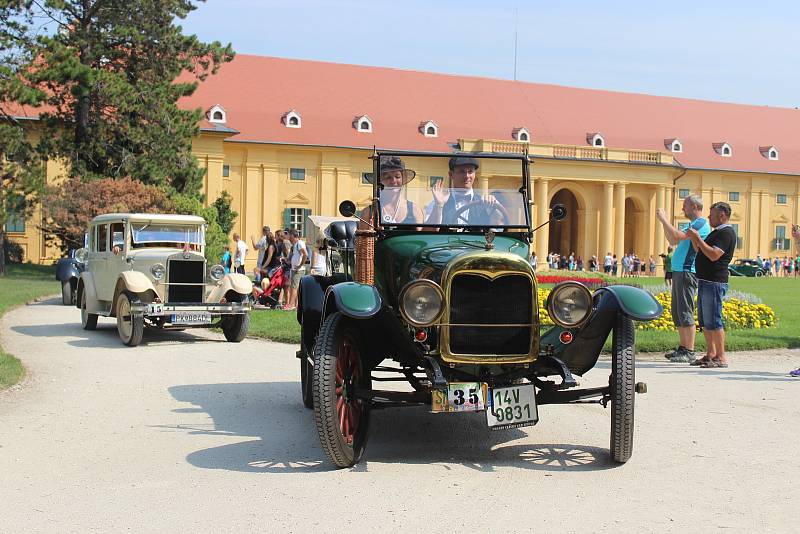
536 274 605 285
639 291 776 331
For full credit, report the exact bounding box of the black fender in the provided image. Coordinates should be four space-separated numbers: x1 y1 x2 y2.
537 286 661 377
55 258 83 283
297 273 350 356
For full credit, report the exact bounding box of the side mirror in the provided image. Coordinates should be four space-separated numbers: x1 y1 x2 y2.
339 200 357 218
551 204 567 221
75 248 89 264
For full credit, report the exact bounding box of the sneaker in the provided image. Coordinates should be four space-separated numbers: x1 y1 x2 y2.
664 346 684 359
789 368 800 377
668 347 697 363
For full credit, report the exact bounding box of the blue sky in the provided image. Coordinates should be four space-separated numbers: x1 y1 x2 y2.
183 0 800 108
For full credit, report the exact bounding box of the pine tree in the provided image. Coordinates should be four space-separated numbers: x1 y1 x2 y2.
19 0 234 194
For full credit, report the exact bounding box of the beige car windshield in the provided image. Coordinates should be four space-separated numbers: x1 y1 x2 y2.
132 224 204 248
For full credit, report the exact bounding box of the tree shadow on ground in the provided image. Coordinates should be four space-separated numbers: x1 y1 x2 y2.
11 322 225 349
164 381 616 474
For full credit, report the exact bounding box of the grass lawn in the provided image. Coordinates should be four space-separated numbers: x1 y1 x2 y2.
0 264 59 389
246 274 800 353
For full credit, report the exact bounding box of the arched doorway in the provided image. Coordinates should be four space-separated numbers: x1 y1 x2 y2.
549 189 579 256
623 197 644 255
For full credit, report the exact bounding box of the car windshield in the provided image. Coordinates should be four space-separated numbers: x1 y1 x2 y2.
131 223 204 249
374 156 529 229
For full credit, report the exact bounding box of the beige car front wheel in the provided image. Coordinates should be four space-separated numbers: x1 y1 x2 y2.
80 289 98 331
116 291 144 347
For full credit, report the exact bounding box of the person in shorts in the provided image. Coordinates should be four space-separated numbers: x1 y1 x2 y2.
660 246 673 286
687 202 736 368
656 195 711 363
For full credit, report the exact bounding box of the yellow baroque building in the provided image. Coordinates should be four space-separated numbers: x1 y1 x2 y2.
8 55 800 271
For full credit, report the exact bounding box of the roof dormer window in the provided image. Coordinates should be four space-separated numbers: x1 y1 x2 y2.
587 132 605 148
207 104 226 124
283 110 302 128
760 145 779 160
354 115 372 133
713 142 732 157
665 138 682 153
420 120 438 138
512 127 530 143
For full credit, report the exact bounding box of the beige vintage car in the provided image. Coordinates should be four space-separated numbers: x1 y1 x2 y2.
75 213 251 346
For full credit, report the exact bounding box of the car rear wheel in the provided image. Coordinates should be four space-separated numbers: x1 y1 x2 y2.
80 289 98 331
116 291 144 347
61 280 74 306
755 270 764 277
610 315 635 463
313 312 370 468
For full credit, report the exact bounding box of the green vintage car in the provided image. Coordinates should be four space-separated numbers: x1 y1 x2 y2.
296 151 662 468
728 259 767 277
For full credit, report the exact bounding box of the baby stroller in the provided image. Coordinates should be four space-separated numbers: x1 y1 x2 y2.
255 263 287 309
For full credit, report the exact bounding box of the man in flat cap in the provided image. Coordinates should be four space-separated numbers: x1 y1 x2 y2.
426 156 499 225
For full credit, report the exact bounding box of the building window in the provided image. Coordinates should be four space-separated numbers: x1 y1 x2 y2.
361 172 373 185
354 115 373 133
222 164 230 178
769 149 778 160
665 139 683 153
587 133 605 148
207 104 226 124
731 224 742 250
729 191 739 202
678 189 689 199
284 207 312 237
5 213 25 233
519 131 529 142
775 225 790 250
513 127 530 142
420 120 438 137
290 168 306 181
722 146 731 156
777 194 787 204
283 110 302 128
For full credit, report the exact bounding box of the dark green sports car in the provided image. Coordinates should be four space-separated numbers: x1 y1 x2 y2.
296 151 662 468
728 259 767 277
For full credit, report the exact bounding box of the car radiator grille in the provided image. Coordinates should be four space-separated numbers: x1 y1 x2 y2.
448 273 532 355
167 260 205 303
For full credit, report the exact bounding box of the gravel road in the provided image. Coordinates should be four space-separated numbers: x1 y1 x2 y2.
1 299 798 533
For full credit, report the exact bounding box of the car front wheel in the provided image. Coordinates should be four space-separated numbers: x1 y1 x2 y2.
755 270 764 277
61 280 74 306
116 291 144 347
221 296 250 342
610 315 635 463
80 289 98 331
313 312 370 468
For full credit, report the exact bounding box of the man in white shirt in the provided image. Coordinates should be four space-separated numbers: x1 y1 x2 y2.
285 229 307 310
233 233 248 274
250 226 269 274
603 252 613 274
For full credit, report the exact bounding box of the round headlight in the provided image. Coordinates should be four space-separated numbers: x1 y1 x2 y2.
150 263 166 280
210 264 225 281
546 282 593 328
399 280 445 327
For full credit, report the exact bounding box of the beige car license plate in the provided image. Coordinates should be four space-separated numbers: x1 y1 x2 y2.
170 312 211 325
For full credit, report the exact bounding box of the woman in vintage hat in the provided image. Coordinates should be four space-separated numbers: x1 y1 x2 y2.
360 156 424 227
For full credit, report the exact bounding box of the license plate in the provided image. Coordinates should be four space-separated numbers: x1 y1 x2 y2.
170 312 211 325
431 382 488 413
146 303 164 315
487 384 538 429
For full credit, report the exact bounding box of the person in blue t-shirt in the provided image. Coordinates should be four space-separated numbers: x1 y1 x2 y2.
656 195 711 363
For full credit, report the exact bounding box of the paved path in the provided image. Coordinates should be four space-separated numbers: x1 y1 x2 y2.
1 300 798 533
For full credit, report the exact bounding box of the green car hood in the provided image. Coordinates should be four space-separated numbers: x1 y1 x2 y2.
373 233 529 305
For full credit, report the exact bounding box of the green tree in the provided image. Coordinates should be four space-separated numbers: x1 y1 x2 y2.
12 0 234 195
0 1 47 276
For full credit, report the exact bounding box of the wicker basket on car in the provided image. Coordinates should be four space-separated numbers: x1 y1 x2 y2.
355 229 376 285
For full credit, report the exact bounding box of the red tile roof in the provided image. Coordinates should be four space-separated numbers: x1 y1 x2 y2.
179 54 800 175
